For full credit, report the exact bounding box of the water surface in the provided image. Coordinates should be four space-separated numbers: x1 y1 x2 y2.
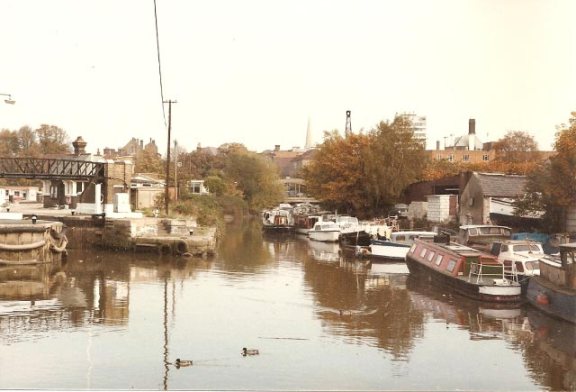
0 221 574 390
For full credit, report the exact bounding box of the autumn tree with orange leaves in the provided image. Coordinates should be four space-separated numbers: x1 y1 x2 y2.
302 116 428 218
515 112 576 232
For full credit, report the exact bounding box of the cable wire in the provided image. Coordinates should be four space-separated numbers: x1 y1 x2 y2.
153 0 167 127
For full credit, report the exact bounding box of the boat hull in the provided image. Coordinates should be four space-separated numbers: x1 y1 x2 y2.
526 276 576 324
370 240 410 260
406 256 522 303
308 230 340 242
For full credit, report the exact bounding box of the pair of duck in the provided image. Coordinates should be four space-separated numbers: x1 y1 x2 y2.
173 348 258 367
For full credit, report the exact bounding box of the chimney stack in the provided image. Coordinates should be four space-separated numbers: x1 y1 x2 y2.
468 119 476 135
72 136 87 155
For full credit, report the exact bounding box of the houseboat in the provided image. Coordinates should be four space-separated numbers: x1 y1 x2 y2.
0 219 68 265
526 243 576 324
261 204 295 234
370 230 437 260
406 236 522 303
457 224 512 251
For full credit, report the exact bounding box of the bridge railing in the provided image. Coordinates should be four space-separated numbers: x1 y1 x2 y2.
0 157 106 181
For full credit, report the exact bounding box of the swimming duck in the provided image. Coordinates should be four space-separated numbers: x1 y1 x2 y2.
174 358 193 367
242 347 259 356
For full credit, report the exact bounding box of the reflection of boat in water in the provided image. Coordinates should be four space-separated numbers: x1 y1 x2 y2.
526 243 576 324
307 238 340 263
369 261 409 275
406 275 523 339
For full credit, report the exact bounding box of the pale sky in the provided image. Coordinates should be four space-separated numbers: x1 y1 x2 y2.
1 0 575 155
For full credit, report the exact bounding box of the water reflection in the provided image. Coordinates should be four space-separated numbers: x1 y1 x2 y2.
0 223 573 390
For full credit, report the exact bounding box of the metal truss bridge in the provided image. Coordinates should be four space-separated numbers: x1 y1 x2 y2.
0 157 106 182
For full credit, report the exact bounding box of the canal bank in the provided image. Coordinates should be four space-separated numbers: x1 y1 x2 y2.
5 202 217 257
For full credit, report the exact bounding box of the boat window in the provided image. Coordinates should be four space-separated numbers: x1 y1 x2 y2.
525 261 538 271
469 228 478 236
427 251 435 262
447 259 457 272
501 244 508 252
420 248 427 258
515 262 524 272
435 255 443 266
409 244 417 254
396 235 406 241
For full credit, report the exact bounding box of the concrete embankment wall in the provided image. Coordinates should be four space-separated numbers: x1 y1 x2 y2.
35 215 217 256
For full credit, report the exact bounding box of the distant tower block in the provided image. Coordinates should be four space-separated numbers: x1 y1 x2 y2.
345 110 352 135
305 116 313 149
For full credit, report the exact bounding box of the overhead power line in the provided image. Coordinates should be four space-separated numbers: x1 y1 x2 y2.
153 0 167 127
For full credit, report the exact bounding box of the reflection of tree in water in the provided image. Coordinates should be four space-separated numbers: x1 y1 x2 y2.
519 310 576 392
218 220 309 271
218 219 272 270
303 259 425 361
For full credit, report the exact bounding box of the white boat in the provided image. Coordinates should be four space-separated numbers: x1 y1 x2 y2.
308 221 340 242
489 239 543 286
370 230 437 260
457 224 512 251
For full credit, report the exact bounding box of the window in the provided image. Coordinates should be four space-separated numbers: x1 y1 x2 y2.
427 251 435 262
482 154 489 161
447 259 457 272
462 154 469 162
435 254 443 266
420 248 427 258
448 154 454 162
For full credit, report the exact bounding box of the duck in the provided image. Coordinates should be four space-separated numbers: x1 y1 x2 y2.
242 347 259 356
174 358 193 367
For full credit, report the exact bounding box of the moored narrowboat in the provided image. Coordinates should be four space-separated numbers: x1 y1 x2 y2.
526 243 576 324
406 235 522 303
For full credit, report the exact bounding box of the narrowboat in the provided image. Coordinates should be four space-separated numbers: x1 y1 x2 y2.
405 235 522 303
370 230 436 260
526 243 576 324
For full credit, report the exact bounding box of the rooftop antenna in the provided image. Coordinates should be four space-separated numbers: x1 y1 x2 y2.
345 110 352 135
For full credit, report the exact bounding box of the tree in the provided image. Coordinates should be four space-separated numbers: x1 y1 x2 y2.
514 112 576 232
223 148 283 212
134 148 164 174
35 124 70 154
492 130 541 174
303 115 429 217
302 130 371 215
17 126 40 156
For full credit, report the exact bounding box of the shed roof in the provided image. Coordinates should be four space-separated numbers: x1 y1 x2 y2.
475 172 527 197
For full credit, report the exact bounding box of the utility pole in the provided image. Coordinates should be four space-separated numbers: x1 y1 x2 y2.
174 139 178 202
163 99 177 215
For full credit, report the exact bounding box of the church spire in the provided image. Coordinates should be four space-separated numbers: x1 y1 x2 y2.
305 115 313 149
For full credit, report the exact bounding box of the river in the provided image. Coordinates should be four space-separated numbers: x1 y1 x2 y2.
0 219 574 391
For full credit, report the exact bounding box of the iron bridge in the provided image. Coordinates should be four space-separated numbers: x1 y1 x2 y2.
0 157 106 182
